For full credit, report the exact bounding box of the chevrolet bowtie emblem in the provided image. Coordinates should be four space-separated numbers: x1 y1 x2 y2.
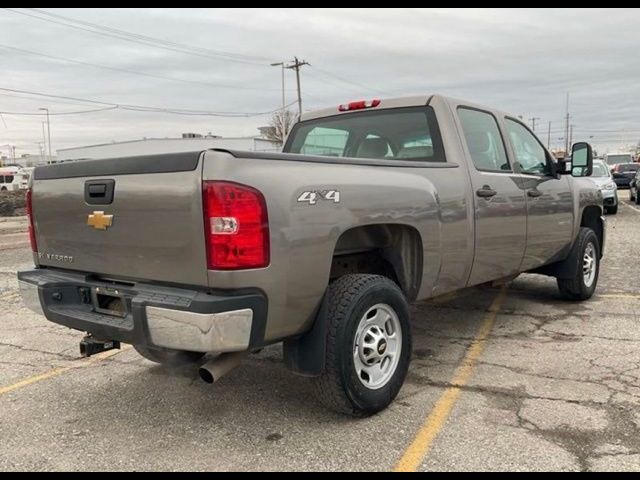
87 211 114 230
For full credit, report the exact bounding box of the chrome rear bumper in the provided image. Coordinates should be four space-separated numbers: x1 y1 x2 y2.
17 269 266 354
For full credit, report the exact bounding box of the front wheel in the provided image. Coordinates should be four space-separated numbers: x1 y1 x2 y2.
606 204 618 215
557 227 600 301
313 274 412 416
134 345 205 366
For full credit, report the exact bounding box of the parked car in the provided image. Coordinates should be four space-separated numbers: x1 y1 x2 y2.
611 163 640 188
590 160 618 214
629 169 640 204
17 95 605 416
604 152 634 167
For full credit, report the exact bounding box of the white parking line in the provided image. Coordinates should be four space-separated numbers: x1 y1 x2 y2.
623 202 640 214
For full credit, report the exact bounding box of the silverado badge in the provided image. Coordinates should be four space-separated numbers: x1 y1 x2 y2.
87 211 114 230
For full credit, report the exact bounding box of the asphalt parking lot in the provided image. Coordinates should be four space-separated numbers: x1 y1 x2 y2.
1 201 639 472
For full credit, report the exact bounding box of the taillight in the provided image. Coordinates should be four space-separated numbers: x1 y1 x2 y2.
338 99 381 112
202 181 269 270
26 188 37 253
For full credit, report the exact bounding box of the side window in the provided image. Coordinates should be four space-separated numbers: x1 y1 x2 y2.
5 175 13 183
0 176 5 184
299 127 349 157
458 108 510 172
505 119 549 175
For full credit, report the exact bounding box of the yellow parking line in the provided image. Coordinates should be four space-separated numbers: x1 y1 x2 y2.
0 346 129 397
394 285 508 472
597 293 640 299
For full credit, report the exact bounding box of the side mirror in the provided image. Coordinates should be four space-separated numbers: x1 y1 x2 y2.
569 142 594 177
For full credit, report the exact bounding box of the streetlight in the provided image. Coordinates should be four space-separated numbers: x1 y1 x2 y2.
39 108 52 163
270 62 286 140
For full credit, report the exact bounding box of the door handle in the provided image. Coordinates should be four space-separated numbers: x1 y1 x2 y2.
476 187 497 198
527 189 543 198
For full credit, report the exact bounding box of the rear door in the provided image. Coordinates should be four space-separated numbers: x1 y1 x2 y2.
456 107 527 286
31 152 208 286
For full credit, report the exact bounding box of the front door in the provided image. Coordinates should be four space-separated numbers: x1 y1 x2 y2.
503 118 574 270
457 107 527 286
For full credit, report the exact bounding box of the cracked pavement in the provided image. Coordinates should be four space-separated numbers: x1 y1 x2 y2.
1 203 639 471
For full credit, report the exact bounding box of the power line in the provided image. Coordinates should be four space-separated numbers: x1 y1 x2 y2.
310 66 389 96
0 44 290 92
4 8 274 66
0 106 119 116
0 86 296 117
28 8 274 64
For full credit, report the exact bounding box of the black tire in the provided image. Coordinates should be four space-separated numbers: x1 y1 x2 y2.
557 227 600 301
636 193 640 205
312 274 412 416
134 345 205 366
630 189 635 202
606 204 618 215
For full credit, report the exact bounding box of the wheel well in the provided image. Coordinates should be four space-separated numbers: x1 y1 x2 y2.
581 206 603 256
330 224 423 301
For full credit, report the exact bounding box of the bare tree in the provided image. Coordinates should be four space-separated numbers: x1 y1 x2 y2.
263 109 296 145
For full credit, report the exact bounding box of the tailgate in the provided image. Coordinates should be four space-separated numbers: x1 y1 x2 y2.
31 152 208 286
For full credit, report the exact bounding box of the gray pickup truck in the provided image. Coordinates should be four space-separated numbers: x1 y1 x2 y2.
18 95 604 416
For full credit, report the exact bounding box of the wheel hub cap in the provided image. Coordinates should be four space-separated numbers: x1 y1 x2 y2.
583 242 596 288
353 304 402 390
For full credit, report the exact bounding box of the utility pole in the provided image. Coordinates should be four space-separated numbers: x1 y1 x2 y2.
529 117 540 132
285 57 310 119
564 93 570 154
547 121 552 149
39 107 52 162
569 124 574 150
270 62 287 141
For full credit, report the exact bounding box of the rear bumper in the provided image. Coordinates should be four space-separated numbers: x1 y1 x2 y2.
17 268 267 354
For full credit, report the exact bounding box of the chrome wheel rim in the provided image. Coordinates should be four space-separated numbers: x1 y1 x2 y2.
353 303 402 390
583 242 596 288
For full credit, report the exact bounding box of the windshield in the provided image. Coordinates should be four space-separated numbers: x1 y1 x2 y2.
606 154 632 165
591 162 610 177
285 107 445 162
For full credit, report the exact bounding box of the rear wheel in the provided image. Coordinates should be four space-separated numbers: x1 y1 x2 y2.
134 345 204 366
557 227 600 301
313 274 412 416
606 204 618 215
630 189 635 202
636 192 640 205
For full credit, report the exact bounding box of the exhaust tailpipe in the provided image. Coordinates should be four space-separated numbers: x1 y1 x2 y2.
199 352 246 384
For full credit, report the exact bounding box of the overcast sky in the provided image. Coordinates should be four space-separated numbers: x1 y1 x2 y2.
1 8 639 157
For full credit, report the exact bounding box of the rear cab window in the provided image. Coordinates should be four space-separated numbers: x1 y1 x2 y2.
457 107 510 172
285 106 446 163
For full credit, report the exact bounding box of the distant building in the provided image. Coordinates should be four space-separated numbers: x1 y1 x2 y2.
3 154 55 168
56 134 281 162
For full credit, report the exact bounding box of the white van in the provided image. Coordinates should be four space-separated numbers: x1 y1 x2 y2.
0 167 30 192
